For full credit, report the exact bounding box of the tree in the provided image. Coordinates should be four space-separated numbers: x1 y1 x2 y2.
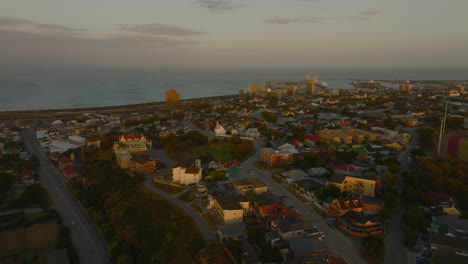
362 236 385 256
383 192 399 209
116 254 134 264
402 206 429 232
262 111 278 123
0 173 14 193
314 184 341 201
226 238 242 262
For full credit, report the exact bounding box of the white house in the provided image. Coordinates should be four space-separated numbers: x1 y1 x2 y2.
172 167 202 185
214 122 226 136
244 128 261 139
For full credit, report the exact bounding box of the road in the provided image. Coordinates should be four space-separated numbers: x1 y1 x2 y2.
143 173 216 244
241 140 368 264
22 129 109 264
384 128 419 264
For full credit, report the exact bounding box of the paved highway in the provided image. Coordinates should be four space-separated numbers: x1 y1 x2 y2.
384 128 419 264
22 129 109 264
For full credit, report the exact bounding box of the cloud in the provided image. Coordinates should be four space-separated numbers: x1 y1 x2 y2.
359 9 386 17
265 9 386 25
119 23 204 36
0 16 31 27
196 0 243 13
0 29 198 50
264 16 324 25
0 16 87 34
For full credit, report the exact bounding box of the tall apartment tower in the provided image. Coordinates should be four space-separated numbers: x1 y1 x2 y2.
165 88 180 108
248 83 264 95
306 74 316 95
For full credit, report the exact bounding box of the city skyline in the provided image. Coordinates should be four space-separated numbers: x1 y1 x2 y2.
1 0 467 69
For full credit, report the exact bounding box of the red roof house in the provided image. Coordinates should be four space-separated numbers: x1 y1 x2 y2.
259 203 300 222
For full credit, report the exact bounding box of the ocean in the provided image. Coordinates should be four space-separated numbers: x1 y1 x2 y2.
0 67 466 111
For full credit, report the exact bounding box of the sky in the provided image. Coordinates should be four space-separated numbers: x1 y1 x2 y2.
1 0 467 69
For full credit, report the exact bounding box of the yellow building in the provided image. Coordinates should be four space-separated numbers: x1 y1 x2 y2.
172 167 202 185
248 83 264 95
327 174 379 198
165 88 180 108
317 128 376 144
211 195 249 225
113 134 151 169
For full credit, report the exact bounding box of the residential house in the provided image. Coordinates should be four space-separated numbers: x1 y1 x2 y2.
328 196 364 217
211 195 249 225
430 234 468 263
129 156 157 175
303 134 322 146
19 169 34 185
327 173 380 198
260 148 294 168
271 217 313 241
329 165 361 177
214 122 226 136
290 179 322 200
62 165 78 181
172 167 202 186
338 211 384 236
308 167 329 177
288 237 327 261
428 214 468 263
360 196 382 213
58 157 73 168
318 130 352 144
259 203 300 222
282 169 309 184
233 178 269 195
423 192 461 216
244 128 261 139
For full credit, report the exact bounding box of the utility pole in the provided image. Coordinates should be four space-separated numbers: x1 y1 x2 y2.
437 103 448 156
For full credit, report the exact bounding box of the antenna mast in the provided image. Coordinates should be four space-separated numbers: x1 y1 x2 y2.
437 103 448 156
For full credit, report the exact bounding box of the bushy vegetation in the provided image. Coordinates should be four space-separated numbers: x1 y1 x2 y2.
8 184 49 209
72 148 205 263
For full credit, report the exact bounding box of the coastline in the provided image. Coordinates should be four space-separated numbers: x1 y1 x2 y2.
0 94 239 119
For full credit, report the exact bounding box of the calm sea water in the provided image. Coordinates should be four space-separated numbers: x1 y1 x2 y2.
0 68 466 111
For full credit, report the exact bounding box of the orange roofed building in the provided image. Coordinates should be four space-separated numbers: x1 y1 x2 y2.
328 196 364 217
259 203 300 222
129 156 157 175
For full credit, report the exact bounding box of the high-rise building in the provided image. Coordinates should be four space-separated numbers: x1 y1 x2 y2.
248 83 264 95
306 75 316 95
399 84 412 92
165 88 180 108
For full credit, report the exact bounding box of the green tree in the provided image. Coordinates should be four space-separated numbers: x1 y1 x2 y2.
362 236 385 256
262 111 278 123
116 254 134 264
314 184 341 201
383 192 399 208
226 238 242 262
0 173 15 193
402 206 429 232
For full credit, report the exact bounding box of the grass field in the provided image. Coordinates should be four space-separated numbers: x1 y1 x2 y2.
152 180 186 194
183 141 233 161
458 137 468 162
